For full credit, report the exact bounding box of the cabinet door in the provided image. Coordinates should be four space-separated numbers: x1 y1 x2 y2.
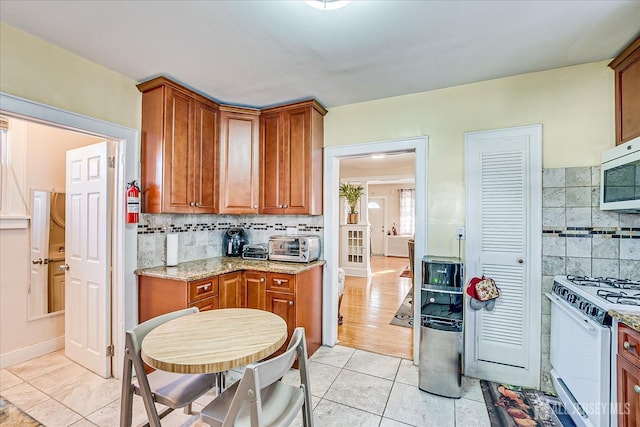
266 291 295 339
219 272 245 308
163 86 195 213
617 355 640 427
219 109 260 214
260 112 284 214
193 101 219 213
283 107 311 214
245 271 266 310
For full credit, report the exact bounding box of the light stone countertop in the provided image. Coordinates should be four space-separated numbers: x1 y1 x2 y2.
135 256 326 282
610 310 640 332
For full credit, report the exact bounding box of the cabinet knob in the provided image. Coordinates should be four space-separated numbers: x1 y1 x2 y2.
283 204 288 208
195 202 200 207
624 341 632 350
261 278 265 282
189 202 195 207
288 301 294 306
253 205 258 209
635 384 640 394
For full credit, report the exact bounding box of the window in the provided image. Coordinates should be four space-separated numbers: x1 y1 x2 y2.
399 188 415 235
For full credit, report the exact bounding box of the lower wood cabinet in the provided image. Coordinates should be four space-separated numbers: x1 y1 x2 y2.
245 271 266 310
138 276 219 322
138 264 323 357
219 271 245 309
618 323 640 427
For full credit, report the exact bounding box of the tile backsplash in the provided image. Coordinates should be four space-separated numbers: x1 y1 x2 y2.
137 214 324 269
539 166 640 392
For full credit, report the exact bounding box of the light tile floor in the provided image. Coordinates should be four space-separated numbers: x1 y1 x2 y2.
0 345 490 427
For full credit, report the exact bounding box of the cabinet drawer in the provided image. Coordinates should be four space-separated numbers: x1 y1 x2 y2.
189 296 219 312
267 273 295 293
188 277 218 303
619 323 640 367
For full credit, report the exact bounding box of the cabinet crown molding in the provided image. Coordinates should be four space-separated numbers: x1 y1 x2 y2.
609 35 640 69
137 76 221 107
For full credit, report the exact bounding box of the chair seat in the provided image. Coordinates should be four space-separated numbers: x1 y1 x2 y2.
201 380 304 427
134 370 218 408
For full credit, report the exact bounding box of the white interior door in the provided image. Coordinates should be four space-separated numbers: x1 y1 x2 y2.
65 141 111 378
464 125 542 388
29 190 50 318
369 197 386 255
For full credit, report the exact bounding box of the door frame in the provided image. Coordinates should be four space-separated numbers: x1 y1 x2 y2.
368 195 387 256
463 124 542 387
323 136 428 364
1 92 139 379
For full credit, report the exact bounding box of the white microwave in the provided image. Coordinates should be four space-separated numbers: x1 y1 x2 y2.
600 136 640 213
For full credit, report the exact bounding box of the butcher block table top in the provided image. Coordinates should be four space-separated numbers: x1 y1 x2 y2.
141 309 288 374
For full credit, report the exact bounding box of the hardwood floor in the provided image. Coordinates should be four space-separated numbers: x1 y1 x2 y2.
338 255 414 360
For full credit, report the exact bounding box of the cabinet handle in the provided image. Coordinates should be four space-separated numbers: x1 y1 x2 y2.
288 301 294 306
197 284 210 292
635 385 640 394
624 341 632 350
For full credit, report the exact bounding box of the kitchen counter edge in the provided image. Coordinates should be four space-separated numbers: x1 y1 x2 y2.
610 309 640 332
135 257 326 282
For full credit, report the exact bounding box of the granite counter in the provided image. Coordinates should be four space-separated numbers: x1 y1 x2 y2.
610 309 640 332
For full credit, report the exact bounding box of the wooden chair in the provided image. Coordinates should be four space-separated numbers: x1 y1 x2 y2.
408 239 415 306
200 327 313 427
120 307 219 427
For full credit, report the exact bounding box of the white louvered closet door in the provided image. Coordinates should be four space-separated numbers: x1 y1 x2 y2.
465 125 542 388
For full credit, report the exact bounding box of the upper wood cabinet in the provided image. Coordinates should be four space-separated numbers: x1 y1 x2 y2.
260 100 327 215
218 106 260 214
137 77 220 213
609 35 640 145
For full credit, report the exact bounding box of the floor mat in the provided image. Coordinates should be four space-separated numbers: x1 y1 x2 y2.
399 266 412 278
390 290 413 328
0 396 43 426
480 381 573 426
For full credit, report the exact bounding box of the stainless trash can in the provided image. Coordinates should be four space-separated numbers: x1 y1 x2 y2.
418 318 462 398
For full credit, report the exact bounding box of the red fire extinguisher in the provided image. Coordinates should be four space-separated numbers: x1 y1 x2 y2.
126 181 140 224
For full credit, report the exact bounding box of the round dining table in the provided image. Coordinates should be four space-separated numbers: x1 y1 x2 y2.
141 308 288 374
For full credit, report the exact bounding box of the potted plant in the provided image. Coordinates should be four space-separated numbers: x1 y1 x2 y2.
339 182 364 224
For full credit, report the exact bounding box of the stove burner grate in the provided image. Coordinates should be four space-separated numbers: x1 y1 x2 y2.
567 275 640 290
596 289 640 306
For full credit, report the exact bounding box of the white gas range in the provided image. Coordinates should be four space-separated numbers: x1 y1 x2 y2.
548 275 640 427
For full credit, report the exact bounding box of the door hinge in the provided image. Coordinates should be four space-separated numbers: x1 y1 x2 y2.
107 157 116 169
107 344 114 357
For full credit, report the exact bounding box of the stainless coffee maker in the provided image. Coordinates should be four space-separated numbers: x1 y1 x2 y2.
223 228 247 257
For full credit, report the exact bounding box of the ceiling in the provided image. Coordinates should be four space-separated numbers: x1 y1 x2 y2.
1 1 639 109
340 152 415 179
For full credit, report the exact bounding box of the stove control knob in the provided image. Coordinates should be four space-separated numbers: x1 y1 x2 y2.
591 307 599 317
582 302 590 313
568 294 576 303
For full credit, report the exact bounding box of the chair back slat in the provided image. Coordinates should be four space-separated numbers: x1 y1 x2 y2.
253 328 303 389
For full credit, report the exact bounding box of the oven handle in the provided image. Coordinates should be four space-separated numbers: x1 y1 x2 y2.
545 293 596 332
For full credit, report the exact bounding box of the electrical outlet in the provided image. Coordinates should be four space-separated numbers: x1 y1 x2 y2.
456 226 466 240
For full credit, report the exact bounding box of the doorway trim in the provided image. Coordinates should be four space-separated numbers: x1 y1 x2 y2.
0 92 139 379
323 136 428 364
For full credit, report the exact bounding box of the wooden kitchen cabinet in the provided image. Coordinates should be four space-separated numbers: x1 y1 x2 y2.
245 271 266 310
617 323 640 427
218 106 260 214
609 35 640 145
264 265 323 357
138 275 219 322
260 100 326 215
137 77 219 213
219 271 245 309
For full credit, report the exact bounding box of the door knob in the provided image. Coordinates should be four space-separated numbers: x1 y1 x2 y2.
517 259 524 264
59 264 70 271
32 258 43 264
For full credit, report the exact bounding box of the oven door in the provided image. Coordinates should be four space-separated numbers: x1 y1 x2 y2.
547 293 611 427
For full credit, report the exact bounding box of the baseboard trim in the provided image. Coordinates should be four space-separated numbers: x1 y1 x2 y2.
0 336 64 369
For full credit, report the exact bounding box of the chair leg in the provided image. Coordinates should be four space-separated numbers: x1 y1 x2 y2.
120 358 134 427
183 403 192 415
